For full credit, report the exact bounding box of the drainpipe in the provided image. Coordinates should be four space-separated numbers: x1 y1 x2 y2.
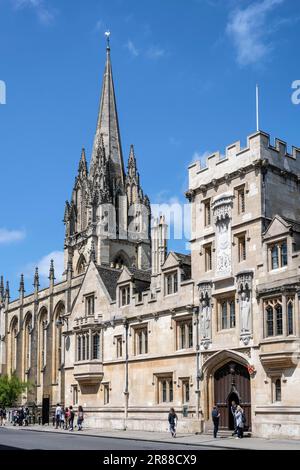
123 319 129 428
193 306 201 420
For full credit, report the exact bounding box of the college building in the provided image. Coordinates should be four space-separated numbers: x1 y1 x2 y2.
1 40 300 439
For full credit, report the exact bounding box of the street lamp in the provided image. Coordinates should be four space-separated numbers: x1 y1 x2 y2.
193 306 201 420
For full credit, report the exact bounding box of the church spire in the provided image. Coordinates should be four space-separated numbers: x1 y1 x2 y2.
90 33 125 189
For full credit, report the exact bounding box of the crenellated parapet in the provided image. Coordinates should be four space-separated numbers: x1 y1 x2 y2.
188 131 300 191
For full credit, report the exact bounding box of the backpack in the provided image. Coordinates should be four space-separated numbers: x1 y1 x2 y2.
242 413 246 424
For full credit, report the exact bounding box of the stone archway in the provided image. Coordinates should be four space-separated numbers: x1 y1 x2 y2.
214 362 251 430
202 349 251 431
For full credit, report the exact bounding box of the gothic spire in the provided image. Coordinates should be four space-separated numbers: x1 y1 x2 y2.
90 35 125 189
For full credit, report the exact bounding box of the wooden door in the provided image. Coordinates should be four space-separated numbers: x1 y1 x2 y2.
214 362 251 430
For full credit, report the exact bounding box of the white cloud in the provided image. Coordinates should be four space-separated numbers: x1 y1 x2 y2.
125 39 139 57
146 45 166 59
0 228 26 244
23 250 64 285
226 0 285 66
11 0 55 24
94 19 104 32
124 40 166 60
192 150 211 165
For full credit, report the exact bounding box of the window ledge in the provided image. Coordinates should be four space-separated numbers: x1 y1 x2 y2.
269 266 288 274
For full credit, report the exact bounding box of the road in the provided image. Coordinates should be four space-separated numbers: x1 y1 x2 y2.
0 427 217 450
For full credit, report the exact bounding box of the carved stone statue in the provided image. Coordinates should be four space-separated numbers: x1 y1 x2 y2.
216 220 231 275
240 292 251 332
201 299 211 339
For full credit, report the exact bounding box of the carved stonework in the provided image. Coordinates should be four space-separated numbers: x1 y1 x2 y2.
212 193 233 224
198 282 212 344
212 194 233 278
236 271 253 339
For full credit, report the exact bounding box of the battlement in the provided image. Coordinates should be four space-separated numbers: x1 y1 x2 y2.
189 131 300 190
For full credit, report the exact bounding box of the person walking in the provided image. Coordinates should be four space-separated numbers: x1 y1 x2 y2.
168 408 178 438
235 405 245 439
69 406 75 431
60 407 65 429
55 403 62 429
212 405 220 438
77 406 84 431
0 408 4 426
231 400 238 436
65 407 70 429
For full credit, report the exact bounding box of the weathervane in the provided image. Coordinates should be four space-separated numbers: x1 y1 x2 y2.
105 30 111 49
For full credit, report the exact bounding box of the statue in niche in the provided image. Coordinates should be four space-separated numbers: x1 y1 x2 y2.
240 291 251 332
216 220 231 274
201 298 211 339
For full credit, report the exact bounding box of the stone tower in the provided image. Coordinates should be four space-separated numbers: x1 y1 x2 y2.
63 40 151 275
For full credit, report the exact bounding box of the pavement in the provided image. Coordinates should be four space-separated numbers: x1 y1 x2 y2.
1 424 300 450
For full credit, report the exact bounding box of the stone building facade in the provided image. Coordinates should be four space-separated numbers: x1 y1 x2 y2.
1 41 300 438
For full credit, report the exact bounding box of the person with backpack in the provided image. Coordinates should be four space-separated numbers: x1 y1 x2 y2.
235 405 245 439
168 408 178 438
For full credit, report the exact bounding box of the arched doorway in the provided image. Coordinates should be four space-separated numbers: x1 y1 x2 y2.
214 362 251 430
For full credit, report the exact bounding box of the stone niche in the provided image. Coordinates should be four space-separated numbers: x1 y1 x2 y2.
236 270 254 345
212 193 233 278
198 281 212 349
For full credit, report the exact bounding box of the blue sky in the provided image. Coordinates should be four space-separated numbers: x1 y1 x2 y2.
0 0 300 299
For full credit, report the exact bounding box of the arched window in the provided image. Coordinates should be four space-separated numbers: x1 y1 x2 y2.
10 317 18 374
271 245 279 270
92 333 100 360
287 301 294 335
53 303 64 382
76 255 86 275
38 309 48 376
221 302 227 330
77 336 82 361
82 335 86 361
275 379 281 402
24 313 32 376
275 303 283 335
229 300 235 328
266 306 273 337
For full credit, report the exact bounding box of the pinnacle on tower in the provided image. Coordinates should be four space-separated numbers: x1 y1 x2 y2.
33 267 40 289
89 239 96 263
78 148 88 178
0 275 4 300
5 281 10 301
19 273 25 294
49 259 55 281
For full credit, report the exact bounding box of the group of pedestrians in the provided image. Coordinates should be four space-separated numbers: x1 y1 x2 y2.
12 407 30 426
212 400 246 439
54 403 84 431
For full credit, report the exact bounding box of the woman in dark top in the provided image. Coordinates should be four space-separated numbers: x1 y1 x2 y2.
168 408 178 438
